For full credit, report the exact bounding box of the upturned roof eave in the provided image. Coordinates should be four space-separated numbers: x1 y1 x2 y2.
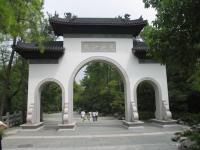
49 17 147 36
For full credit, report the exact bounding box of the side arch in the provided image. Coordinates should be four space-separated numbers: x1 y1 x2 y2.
68 56 131 122
134 77 163 120
34 78 65 123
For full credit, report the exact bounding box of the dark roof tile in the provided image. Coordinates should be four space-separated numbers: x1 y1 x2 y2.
50 17 147 26
14 41 64 59
49 17 147 36
132 40 148 59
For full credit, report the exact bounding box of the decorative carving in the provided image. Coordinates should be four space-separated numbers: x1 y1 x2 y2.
131 101 139 121
26 103 34 124
81 41 116 52
63 102 69 124
162 100 172 120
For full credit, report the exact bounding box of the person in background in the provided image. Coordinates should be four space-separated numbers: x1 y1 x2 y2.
92 112 96 122
96 111 99 121
88 112 92 122
80 111 86 122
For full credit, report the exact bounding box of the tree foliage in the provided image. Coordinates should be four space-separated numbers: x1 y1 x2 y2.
0 0 46 41
142 0 200 121
0 0 51 119
74 62 125 117
137 81 155 120
143 0 200 73
41 82 62 113
73 63 157 120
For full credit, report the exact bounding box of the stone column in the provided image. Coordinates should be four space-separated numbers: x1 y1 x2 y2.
122 82 144 128
26 103 34 124
63 102 69 124
58 84 76 129
21 85 43 129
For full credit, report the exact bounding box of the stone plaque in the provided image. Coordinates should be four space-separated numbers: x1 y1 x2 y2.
81 41 116 52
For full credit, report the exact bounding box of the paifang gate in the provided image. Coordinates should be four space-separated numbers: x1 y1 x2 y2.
15 16 173 129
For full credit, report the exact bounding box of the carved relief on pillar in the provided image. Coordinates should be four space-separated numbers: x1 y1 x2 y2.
162 100 172 120
26 103 34 124
63 102 69 124
131 101 139 121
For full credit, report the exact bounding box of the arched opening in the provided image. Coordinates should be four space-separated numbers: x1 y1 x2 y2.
68 56 131 124
36 79 64 128
74 62 125 121
135 79 162 121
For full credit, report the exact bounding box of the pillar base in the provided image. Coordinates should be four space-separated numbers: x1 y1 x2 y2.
150 119 177 127
58 122 76 130
20 122 44 129
122 120 144 129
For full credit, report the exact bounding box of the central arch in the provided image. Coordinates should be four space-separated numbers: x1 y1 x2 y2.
68 56 131 123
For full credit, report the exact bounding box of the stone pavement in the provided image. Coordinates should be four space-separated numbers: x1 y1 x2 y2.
2 114 188 150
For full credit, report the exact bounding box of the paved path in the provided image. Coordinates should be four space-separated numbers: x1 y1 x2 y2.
3 113 187 150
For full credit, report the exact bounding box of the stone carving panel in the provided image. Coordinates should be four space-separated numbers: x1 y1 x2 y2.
81 41 116 52
162 100 172 120
26 103 34 124
131 101 139 121
63 102 69 124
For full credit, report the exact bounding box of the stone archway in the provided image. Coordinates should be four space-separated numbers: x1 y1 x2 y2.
34 78 65 124
134 77 163 120
68 56 131 123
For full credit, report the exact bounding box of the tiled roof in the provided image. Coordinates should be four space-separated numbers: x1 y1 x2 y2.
14 41 64 59
132 40 148 59
133 40 148 50
49 17 147 26
15 41 64 51
49 17 147 36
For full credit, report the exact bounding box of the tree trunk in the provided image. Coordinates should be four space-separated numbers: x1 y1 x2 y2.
0 38 17 118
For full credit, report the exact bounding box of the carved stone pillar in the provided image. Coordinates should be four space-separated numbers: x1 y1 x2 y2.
162 100 172 120
26 103 34 124
122 101 143 129
131 101 139 121
21 103 43 129
58 102 75 129
150 100 176 127
63 102 69 124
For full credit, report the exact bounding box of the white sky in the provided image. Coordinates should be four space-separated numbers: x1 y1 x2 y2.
43 0 156 83
43 0 156 23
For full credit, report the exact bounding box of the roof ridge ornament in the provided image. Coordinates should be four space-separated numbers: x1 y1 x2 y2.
53 11 59 18
116 14 131 21
138 15 143 21
124 14 131 20
64 12 77 21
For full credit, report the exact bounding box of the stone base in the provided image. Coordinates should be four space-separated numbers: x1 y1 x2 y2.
58 122 76 130
150 119 177 127
20 122 44 129
122 120 144 129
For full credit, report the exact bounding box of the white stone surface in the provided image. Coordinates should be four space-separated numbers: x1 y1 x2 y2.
26 34 171 125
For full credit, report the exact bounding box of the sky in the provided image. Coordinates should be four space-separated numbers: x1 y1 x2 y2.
43 0 156 23
43 0 156 83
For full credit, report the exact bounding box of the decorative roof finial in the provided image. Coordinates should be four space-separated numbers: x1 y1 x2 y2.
64 12 72 19
124 14 131 20
53 11 59 18
64 12 77 20
138 15 143 20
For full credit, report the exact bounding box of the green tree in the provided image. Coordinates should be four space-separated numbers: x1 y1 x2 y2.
142 0 200 113
137 81 155 120
143 0 200 72
41 82 62 113
73 81 84 111
74 62 125 117
0 0 50 118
